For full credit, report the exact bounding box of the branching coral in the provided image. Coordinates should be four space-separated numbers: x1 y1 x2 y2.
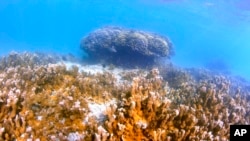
0 58 120 140
0 53 250 140
92 68 249 141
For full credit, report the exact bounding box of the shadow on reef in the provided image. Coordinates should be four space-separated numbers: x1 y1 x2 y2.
83 53 167 69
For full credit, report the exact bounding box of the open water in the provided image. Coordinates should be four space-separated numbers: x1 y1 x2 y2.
1 0 250 80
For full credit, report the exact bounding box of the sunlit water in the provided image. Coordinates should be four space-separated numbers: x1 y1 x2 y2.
1 0 250 80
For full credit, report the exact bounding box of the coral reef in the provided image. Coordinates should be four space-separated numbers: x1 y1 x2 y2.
0 51 77 70
80 26 174 68
0 53 119 140
0 52 250 140
158 63 192 88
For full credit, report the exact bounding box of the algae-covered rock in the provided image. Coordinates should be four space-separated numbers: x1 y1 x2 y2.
80 26 174 67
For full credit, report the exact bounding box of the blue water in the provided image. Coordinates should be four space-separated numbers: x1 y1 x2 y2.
1 0 250 79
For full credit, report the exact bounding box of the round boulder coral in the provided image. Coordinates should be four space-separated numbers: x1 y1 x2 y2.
80 26 174 68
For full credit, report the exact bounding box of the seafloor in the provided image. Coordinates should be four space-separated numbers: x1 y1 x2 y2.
0 52 250 141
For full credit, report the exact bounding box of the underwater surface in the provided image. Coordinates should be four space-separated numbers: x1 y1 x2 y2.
0 0 250 140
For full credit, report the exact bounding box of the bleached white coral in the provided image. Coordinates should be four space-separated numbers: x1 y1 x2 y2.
85 100 116 122
136 120 148 129
67 132 84 141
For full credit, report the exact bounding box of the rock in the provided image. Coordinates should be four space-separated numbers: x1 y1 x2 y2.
80 26 174 68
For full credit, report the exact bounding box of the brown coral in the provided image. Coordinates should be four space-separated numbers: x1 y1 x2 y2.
0 52 250 140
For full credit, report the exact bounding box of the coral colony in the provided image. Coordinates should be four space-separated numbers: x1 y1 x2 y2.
81 26 174 68
0 27 250 141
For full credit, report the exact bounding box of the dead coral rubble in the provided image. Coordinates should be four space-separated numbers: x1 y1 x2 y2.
0 53 250 141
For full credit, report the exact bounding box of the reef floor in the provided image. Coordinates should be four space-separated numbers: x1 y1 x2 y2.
0 52 250 141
